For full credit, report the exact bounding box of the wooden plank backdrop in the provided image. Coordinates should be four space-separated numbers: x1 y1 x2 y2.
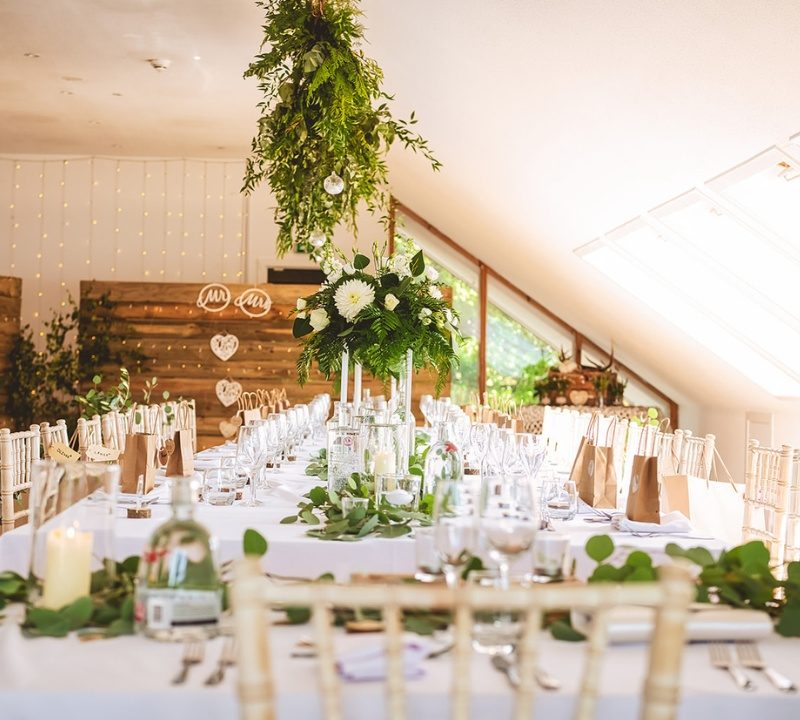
81 280 448 450
0 277 22 429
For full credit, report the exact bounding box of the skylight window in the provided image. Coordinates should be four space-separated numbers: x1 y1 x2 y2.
577 139 800 398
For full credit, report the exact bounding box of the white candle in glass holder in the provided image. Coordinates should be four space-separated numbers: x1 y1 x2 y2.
373 449 397 476
42 524 93 609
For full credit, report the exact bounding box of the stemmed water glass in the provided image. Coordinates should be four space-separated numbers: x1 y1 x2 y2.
433 479 475 589
236 424 267 506
487 427 518 475
480 474 538 589
419 394 434 426
467 422 493 475
517 433 546 482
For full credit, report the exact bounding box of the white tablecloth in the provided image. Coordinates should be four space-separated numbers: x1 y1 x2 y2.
0 604 798 720
0 443 797 719
0 444 726 581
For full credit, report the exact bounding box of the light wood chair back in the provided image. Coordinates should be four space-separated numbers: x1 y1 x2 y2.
0 425 42 533
785 449 800 565
76 415 103 460
233 560 693 720
744 440 794 568
101 411 129 452
39 419 69 455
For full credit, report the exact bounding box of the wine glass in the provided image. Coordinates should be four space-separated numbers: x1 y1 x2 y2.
236 424 266 506
433 479 475 589
468 422 493 475
517 433 546 482
480 474 538 589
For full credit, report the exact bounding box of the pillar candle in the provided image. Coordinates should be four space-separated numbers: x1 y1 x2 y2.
340 350 349 406
373 449 397 476
42 524 93 609
353 363 362 412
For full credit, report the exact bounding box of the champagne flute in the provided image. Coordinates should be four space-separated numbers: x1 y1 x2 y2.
433 479 475 589
480 474 538 589
468 422 493 476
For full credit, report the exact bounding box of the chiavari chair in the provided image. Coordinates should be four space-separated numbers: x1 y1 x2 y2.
0 425 41 533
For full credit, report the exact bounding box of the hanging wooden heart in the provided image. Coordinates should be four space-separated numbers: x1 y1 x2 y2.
210 333 239 361
216 378 243 407
219 415 242 440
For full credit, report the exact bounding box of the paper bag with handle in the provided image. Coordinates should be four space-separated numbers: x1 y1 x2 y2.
569 413 618 509
626 422 664 524
120 432 157 494
661 444 743 545
166 402 195 477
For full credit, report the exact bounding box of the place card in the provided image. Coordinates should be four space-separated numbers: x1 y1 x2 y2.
86 444 121 462
47 443 80 464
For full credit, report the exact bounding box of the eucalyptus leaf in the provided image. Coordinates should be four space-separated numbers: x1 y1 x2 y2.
243 528 269 557
549 619 586 642
585 535 614 563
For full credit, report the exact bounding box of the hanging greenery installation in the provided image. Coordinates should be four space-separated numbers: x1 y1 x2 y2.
242 0 440 256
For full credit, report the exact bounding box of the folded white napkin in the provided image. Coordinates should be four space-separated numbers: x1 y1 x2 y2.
571 605 773 644
611 511 692 534
336 639 429 682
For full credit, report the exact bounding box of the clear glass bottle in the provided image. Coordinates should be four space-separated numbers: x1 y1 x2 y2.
422 419 463 496
135 478 222 640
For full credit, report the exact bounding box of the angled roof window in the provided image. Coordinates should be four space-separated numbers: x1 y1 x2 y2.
576 140 800 398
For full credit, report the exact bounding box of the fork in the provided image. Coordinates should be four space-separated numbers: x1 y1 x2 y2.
736 642 796 693
709 642 755 691
205 637 237 686
173 641 205 685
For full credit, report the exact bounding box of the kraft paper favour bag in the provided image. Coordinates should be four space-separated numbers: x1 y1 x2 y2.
569 413 618 509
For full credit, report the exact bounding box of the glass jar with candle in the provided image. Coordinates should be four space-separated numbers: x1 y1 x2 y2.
361 422 406 479
376 473 421 512
135 477 222 641
28 460 119 610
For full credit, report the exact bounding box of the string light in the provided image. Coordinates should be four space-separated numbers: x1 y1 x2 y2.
59 160 67 306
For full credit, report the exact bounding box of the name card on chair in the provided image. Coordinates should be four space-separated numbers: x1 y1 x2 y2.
86 444 121 462
48 443 80 464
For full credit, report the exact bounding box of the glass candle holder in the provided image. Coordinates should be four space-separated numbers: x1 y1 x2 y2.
531 533 570 583
376 473 421 512
29 460 119 609
361 422 407 478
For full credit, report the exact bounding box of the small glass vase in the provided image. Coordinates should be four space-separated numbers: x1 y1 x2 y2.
423 420 463 497
28 460 119 610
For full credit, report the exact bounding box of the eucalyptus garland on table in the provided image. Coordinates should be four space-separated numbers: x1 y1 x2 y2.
293 245 460 392
243 0 440 256
281 472 433 541
578 535 800 638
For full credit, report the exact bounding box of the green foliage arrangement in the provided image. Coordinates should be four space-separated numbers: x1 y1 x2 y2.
76 369 132 419
292 244 460 392
242 0 440 256
585 535 800 637
5 294 144 431
281 472 433 541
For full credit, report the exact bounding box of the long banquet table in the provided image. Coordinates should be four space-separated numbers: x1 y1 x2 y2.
1 442 799 719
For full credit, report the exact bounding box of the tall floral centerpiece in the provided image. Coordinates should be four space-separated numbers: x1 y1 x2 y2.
292 244 460 394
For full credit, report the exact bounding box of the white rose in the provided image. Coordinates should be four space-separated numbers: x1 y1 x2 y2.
296 298 307 311
384 293 399 311
296 311 307 319
426 266 439 282
328 268 342 283
343 263 355 275
418 308 433 322
309 308 330 332
390 254 411 278
429 286 442 300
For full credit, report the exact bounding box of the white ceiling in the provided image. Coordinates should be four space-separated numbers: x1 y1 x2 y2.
3 0 800 412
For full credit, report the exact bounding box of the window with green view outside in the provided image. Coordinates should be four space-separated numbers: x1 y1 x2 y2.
395 232 557 406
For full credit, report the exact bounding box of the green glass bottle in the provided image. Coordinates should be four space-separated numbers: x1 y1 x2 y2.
135 477 222 640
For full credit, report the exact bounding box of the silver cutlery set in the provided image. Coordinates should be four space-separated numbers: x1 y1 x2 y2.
709 642 796 693
172 637 236 687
